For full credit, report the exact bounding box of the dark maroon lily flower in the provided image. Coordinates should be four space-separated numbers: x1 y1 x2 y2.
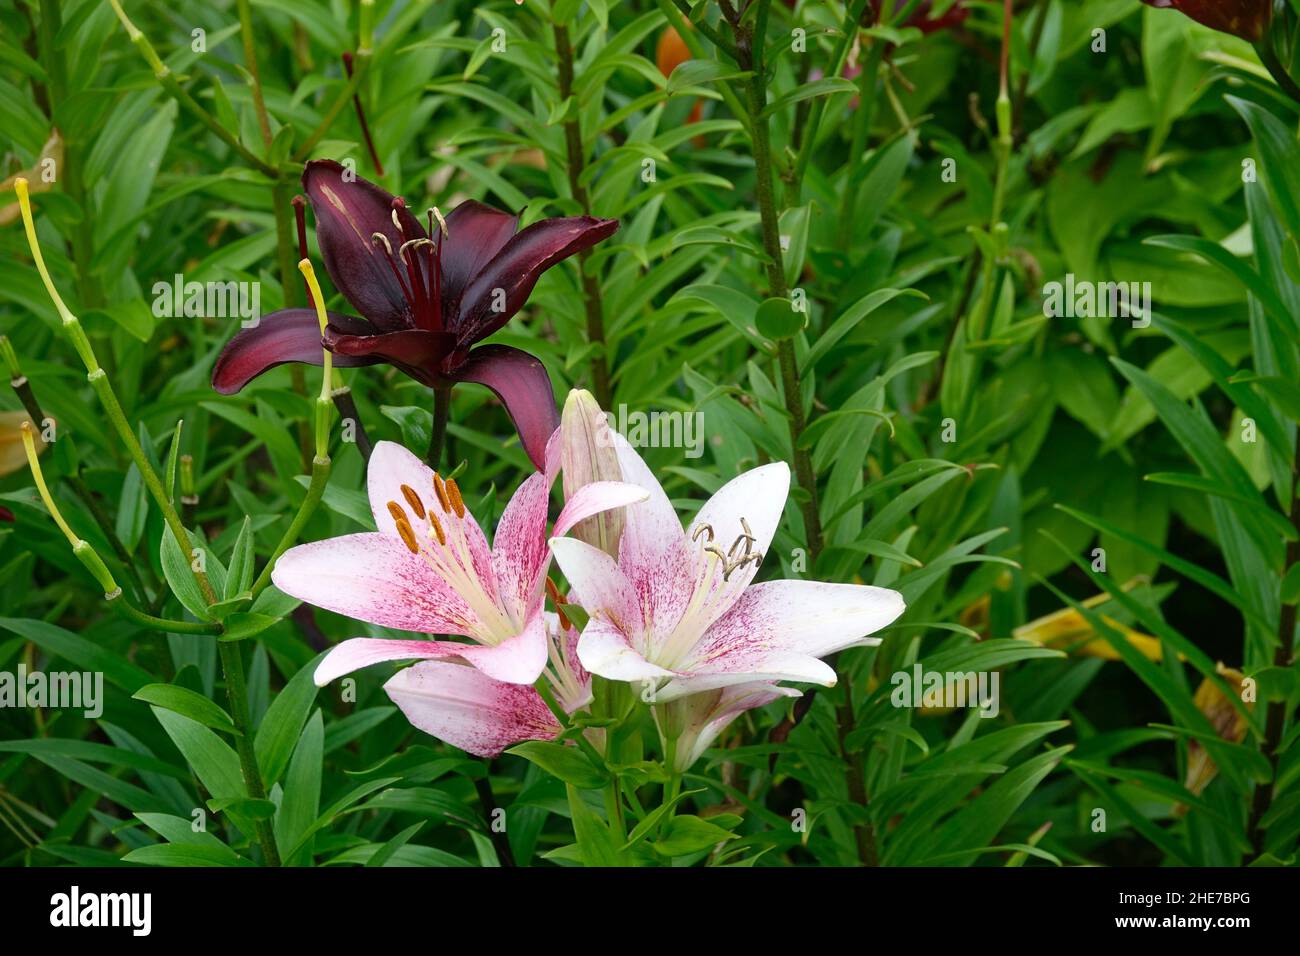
1140 0 1270 42
0 506 12 523
212 160 619 468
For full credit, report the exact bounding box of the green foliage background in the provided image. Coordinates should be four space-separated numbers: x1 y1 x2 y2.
0 0 1297 867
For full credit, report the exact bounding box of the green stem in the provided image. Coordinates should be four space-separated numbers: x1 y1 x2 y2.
87 370 216 604
536 681 608 771
107 1 279 179
653 0 750 136
427 386 451 469
7 362 152 604
218 640 281 866
295 53 370 163
1255 40 1300 106
235 0 274 148
107 592 221 635
553 22 613 408
666 0 738 59
249 456 332 601
1247 436 1300 854
789 0 872 199
834 40 885 247
735 5 825 559
836 682 878 865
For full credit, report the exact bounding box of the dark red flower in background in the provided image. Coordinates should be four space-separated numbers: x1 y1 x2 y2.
213 161 618 468
1140 0 1271 42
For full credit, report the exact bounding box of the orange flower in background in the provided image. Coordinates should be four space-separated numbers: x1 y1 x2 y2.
0 410 47 477
1181 665 1252 806
1 410 52 523
656 25 705 127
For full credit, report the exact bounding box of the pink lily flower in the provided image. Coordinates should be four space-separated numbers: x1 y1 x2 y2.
272 439 646 687
660 682 801 772
383 612 591 757
548 437 906 701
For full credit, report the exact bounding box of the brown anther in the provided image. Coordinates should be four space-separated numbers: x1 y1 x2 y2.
386 501 408 524
704 545 729 564
395 518 420 555
554 605 573 632
428 509 446 546
445 477 465 518
399 237 435 256
400 483 426 519
371 232 394 255
432 473 451 512
545 577 568 605
691 523 715 543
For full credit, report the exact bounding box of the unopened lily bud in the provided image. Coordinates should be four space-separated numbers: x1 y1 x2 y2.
657 684 797 773
560 389 624 557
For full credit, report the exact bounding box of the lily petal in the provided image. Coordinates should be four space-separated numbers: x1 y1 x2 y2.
548 537 642 636
438 200 519 311
211 308 376 394
383 661 559 757
452 344 559 471
490 470 551 623
303 159 426 331
686 460 791 625
658 580 905 700
577 619 677 684
611 436 696 644
324 327 456 384
553 480 649 538
315 637 481 686
456 215 619 342
365 440 496 591
273 532 477 636
313 610 548 687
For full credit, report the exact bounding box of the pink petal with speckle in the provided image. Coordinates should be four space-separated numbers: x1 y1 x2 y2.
383 661 559 757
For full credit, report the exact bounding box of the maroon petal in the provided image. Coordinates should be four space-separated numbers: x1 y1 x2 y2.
1140 0 1270 41
302 159 426 332
0 506 13 523
324 326 456 378
455 215 619 344
438 200 519 311
212 309 377 395
450 345 559 470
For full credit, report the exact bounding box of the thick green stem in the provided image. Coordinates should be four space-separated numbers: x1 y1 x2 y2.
553 22 613 407
736 8 825 559
219 640 281 866
427 386 451 468
235 0 274 148
1248 436 1300 855
108 592 221 635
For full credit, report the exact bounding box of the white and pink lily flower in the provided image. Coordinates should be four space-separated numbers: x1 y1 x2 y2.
659 682 801 772
548 438 906 702
271 439 646 688
382 612 591 757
